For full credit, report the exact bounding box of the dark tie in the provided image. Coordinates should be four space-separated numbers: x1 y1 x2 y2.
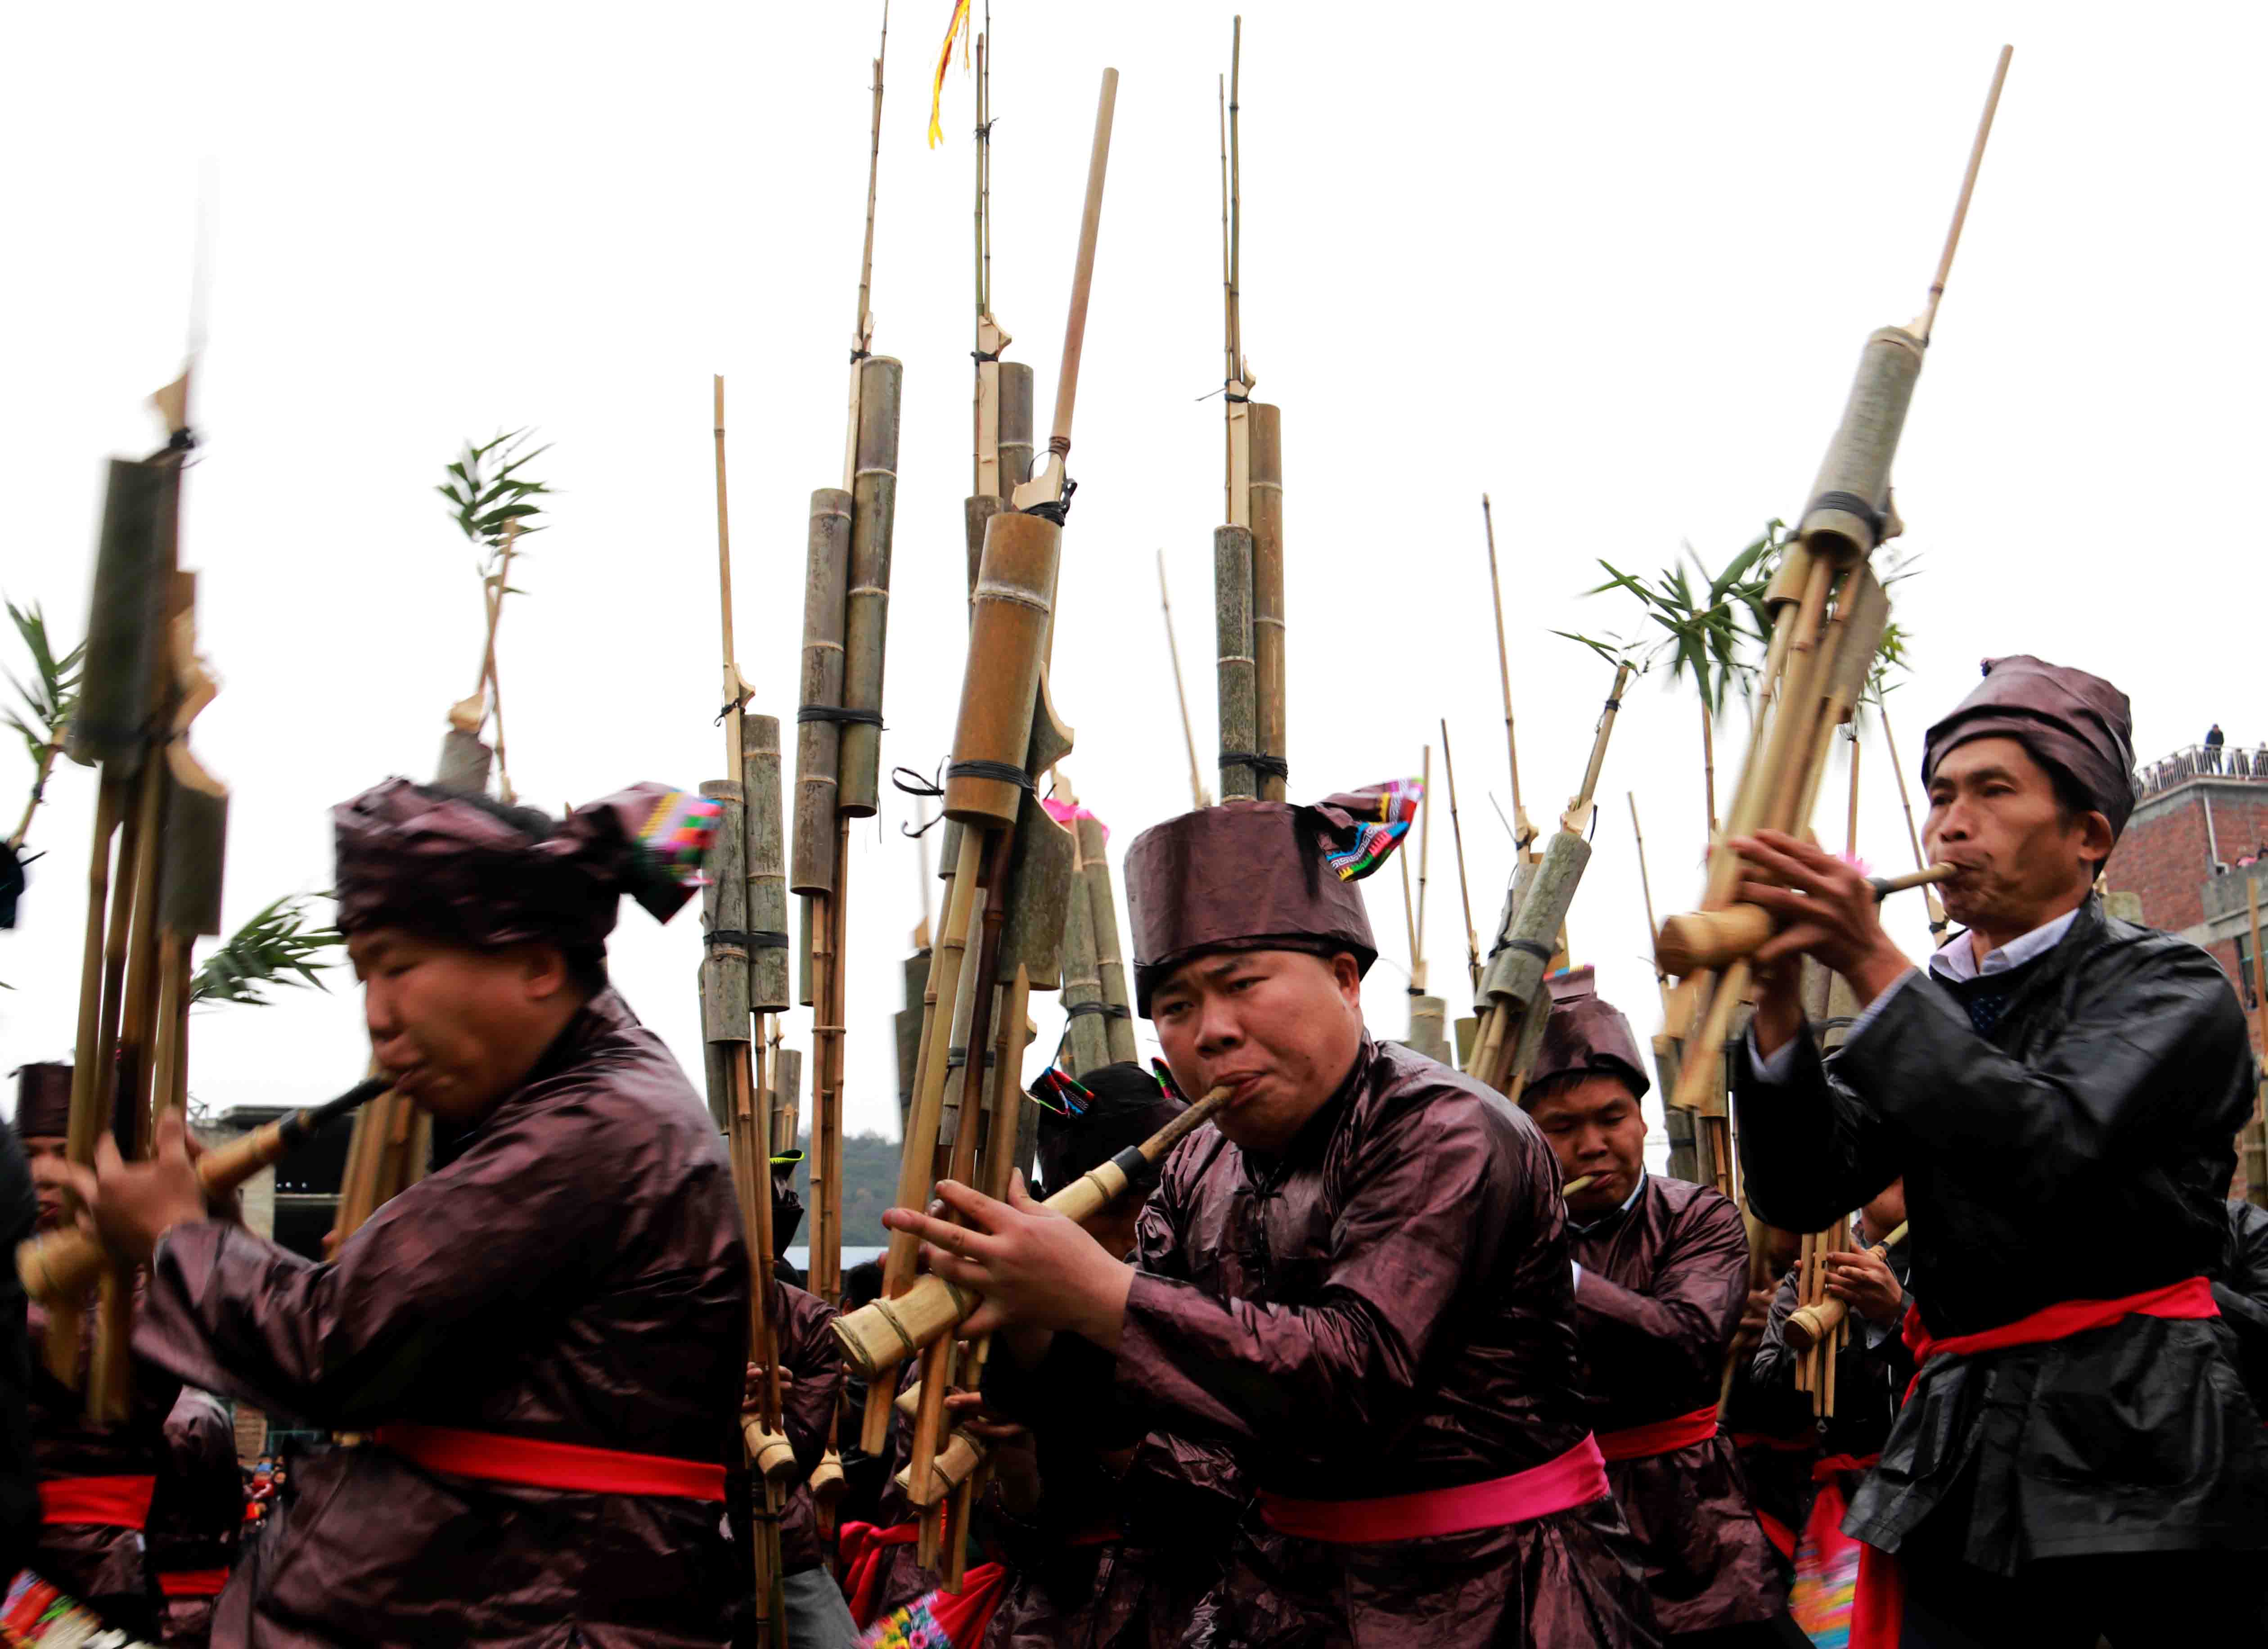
1942 958 2041 1038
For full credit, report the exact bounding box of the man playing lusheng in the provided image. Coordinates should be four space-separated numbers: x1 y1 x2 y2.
1730 656 2268 1645
1523 971 1792 1647
889 786 1660 1647
73 780 749 1649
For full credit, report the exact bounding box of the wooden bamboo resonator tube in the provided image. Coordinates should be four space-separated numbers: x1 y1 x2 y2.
1655 865 1957 977
1783 1220 1909 1352
833 1084 1231 1380
19 1075 390 1306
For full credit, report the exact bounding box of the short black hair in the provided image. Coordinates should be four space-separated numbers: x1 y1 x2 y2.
2039 755 2110 872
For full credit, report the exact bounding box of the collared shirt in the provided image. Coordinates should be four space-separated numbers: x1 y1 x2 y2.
1569 1171 1647 1285
1749 906 2083 1083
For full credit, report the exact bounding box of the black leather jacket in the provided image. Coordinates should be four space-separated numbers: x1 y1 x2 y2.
1735 896 2268 1571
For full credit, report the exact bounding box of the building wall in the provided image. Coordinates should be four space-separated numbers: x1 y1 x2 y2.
2106 785 2268 1204
2108 781 2268 931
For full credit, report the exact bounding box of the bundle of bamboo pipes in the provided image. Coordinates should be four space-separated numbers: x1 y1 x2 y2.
1467 665 1632 1099
1660 49 2011 1181
703 379 802 1644
858 62 1122 1581
1786 1221 1908 1415
22 1076 388 1308
50 373 229 1424
1212 18 1287 805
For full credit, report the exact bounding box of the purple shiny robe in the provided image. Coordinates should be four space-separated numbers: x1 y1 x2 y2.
135 990 747 1649
1045 1036 1660 1647
148 1388 241 1649
26 1289 179 1639
1567 1174 1784 1635
765 1278 842 1577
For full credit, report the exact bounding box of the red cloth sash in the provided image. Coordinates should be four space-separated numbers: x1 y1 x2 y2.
1256 1434 1609 1544
157 1568 232 1598
36 1474 156 1528
837 1520 920 1628
372 1422 725 1502
1597 1403 1720 1463
1850 1277 2220 1649
1755 1508 1798 1562
859 1562 1009 1649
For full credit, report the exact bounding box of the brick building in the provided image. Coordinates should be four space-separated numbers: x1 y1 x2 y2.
2102 746 2268 1201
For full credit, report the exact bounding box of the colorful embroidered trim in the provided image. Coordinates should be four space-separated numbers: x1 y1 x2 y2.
636 790 721 886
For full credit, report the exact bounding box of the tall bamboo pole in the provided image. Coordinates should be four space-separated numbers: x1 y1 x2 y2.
1441 721 1480 994
1159 551 1210 810
1480 494 1534 855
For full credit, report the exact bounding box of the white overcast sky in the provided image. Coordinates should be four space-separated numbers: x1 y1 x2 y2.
5 3 2263 1149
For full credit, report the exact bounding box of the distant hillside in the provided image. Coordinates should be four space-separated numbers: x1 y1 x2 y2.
783 1130 904 1250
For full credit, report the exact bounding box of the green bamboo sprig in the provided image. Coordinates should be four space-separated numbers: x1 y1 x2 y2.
189 893 344 1008
440 430 553 804
5 599 85 853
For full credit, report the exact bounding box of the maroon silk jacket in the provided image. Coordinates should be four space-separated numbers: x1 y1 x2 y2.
26 1291 179 1639
766 1278 843 1576
135 990 748 1649
1006 1036 1659 1648
148 1388 241 1649
1567 1174 1783 1635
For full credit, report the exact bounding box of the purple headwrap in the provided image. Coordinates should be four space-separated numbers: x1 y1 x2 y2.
332 779 718 955
1526 968 1649 1103
1921 655 2138 839
1125 780 1421 1016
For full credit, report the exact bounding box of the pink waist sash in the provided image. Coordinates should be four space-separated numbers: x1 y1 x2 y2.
1256 1435 1610 1544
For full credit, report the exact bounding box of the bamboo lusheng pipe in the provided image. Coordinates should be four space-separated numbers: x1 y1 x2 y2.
1480 495 1535 856
1785 1221 1909 1353
1655 866 1956 976
1074 815 1137 1066
910 828 1018 1556
945 514 1060 829
742 715 792 1013
1011 68 1119 513
840 356 904 817
1472 665 1632 1095
791 490 852 895
1060 840 1108 1073
1563 1175 1596 1197
1441 722 1480 995
839 5 888 494
939 965 1035 1580
1159 552 1210 810
1214 525 1258 802
67 445 191 1414
1249 404 1287 803
862 828 983 1455
21 1077 390 1308
1630 793 1668 1016
833 1084 1231 1380
810 813 851 1308
1876 697 1950 943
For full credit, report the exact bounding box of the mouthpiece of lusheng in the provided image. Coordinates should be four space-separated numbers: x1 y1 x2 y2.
15 1075 391 1308
832 1083 1232 1379
1655 866 1955 976
1564 1175 1597 1197
1782 1221 1909 1352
